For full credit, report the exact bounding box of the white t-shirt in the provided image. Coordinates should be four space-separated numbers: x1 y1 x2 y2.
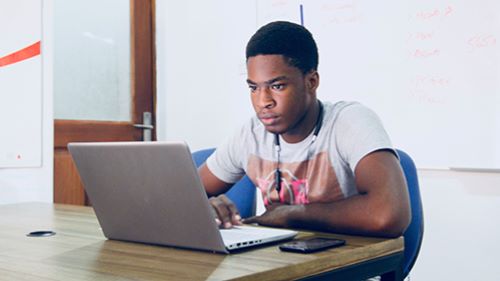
206 101 395 206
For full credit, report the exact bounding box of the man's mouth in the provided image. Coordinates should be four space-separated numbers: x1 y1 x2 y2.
259 113 279 125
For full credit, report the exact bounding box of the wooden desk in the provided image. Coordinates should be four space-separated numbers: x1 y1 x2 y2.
0 203 404 280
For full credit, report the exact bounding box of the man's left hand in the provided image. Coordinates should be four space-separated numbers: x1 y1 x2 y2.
242 204 295 227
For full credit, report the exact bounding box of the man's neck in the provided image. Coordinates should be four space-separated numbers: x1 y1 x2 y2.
281 100 320 144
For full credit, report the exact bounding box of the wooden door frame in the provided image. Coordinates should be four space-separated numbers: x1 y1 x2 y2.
55 0 156 144
54 0 156 205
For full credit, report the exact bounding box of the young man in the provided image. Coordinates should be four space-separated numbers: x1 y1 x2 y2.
199 21 411 237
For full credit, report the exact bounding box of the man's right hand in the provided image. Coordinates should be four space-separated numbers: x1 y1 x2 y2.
209 194 242 229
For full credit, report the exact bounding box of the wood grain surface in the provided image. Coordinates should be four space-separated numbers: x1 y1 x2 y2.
0 203 403 280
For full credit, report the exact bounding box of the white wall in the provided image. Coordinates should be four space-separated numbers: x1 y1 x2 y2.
411 170 500 280
0 0 53 204
156 0 256 151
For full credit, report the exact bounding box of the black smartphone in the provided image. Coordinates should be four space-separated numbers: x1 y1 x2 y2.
279 237 346 253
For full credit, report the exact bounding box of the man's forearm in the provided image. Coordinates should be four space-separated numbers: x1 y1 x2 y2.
282 194 409 237
244 151 411 237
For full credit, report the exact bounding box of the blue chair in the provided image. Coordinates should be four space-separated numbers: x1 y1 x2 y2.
396 149 424 278
192 148 256 218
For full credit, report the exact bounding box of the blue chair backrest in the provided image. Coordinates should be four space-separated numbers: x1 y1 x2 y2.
192 148 256 218
396 149 424 278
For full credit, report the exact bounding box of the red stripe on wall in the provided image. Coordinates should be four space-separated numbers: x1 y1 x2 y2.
0 41 41 67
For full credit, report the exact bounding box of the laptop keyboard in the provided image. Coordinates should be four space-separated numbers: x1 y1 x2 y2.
220 225 289 245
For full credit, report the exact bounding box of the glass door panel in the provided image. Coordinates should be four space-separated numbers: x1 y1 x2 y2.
54 0 130 121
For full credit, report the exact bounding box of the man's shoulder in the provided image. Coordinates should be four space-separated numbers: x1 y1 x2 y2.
323 100 367 113
323 100 368 124
326 100 383 121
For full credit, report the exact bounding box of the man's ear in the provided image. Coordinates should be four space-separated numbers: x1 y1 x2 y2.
306 71 320 93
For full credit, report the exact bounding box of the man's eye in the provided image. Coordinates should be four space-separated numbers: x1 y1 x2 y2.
248 85 257 92
271 84 285 90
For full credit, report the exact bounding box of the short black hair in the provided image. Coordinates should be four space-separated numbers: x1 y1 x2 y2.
246 21 319 74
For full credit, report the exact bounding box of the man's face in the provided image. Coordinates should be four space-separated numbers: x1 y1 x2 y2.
246 55 318 138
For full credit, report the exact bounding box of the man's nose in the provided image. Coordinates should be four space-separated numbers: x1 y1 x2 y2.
257 87 275 109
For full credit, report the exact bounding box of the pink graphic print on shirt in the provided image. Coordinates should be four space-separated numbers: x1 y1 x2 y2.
246 152 344 207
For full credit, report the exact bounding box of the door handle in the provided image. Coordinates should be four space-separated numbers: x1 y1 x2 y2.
133 124 154 129
133 112 153 141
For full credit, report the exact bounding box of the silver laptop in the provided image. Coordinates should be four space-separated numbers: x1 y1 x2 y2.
68 141 297 253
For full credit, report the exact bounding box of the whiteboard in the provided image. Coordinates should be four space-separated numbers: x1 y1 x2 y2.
0 0 43 168
257 0 500 169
